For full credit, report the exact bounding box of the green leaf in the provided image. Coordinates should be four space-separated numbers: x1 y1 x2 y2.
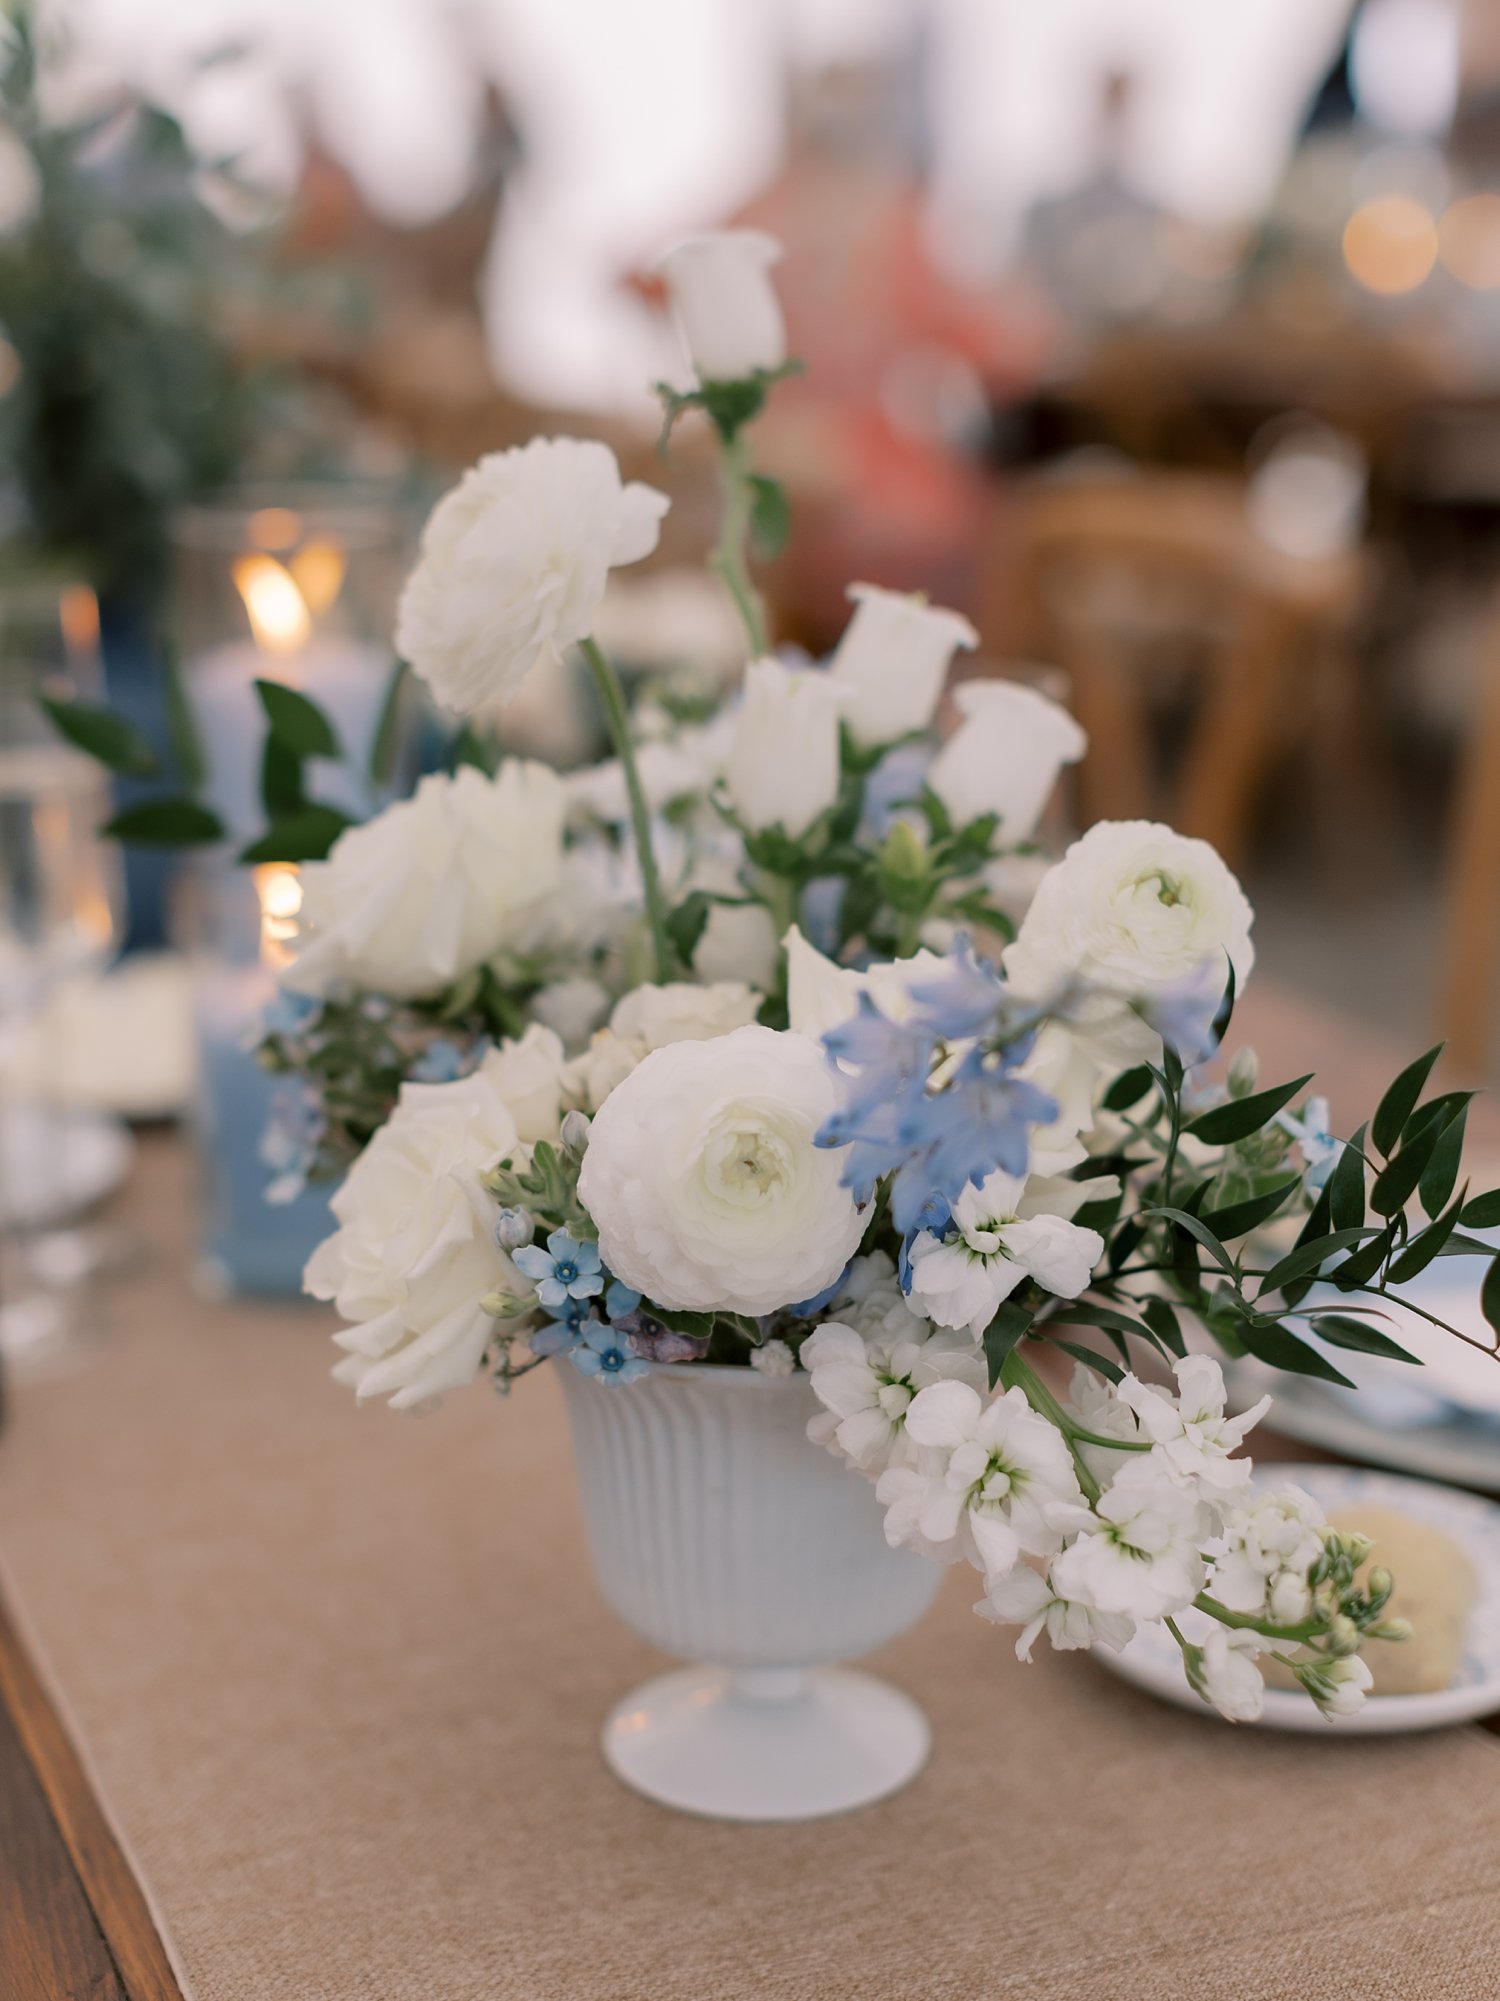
239 805 353 864
665 891 712 967
653 1307 716 1342
1141 1296 1186 1357
983 1301 1034 1388
256 679 341 759
1185 1074 1313 1147
101 796 225 846
1369 1120 1444 1219
1062 1301 1159 1344
1234 1320 1355 1388
1459 1190 1500 1231
1372 1043 1444 1157
1210 959 1238 1049
1052 1339 1124 1384
1328 1124 1368 1234
1482 1253 1500 1339
748 474 791 558
1417 1101 1471 1221
369 660 407 788
1328 1222 1398 1292
1201 1176 1301 1242
1294 1176 1334 1250
1103 1065 1155 1113
1142 1206 1239 1276
42 697 159 777
1257 1226 1381 1297
449 723 499 776
1387 1190 1467 1285
1303 1312 1417 1363
159 640 206 790
261 735 305 817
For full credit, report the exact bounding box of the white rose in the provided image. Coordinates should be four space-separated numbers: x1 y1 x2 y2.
928 680 1087 839
578 1024 865 1315
283 761 566 1000
395 437 668 715
828 583 977 748
483 1025 566 1143
308 1068 522 1412
726 658 841 839
1005 819 1254 1061
657 230 786 383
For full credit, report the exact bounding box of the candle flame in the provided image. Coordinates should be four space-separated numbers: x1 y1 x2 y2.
233 554 312 656
290 538 346 618
254 863 303 971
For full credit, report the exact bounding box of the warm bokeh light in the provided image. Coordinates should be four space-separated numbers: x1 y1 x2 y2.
248 507 302 552
290 539 346 619
232 554 313 656
255 864 303 970
58 583 100 661
1439 192 1500 290
1342 195 1438 295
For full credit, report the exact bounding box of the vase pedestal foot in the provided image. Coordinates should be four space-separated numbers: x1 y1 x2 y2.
600 1665 930 1822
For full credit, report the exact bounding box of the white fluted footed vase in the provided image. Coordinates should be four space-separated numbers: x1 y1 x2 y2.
556 1359 941 1821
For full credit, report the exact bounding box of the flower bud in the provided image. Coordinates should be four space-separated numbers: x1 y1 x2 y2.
560 1109 592 1158
1364 1566 1394 1614
1338 1530 1375 1568
927 679 1087 842
1326 1613 1362 1656
657 230 786 384
827 583 977 747
726 658 841 839
1368 1616 1413 1644
481 1290 533 1320
1228 1046 1259 1097
1268 1571 1312 1626
494 1207 534 1252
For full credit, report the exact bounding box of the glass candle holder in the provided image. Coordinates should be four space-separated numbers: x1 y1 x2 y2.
171 485 408 844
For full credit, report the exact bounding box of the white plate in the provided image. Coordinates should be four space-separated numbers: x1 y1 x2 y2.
1093 1464 1500 1733
0 1105 133 1230
1228 1357 1500 1491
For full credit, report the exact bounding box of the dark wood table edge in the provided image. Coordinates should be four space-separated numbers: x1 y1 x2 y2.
0 1591 185 2001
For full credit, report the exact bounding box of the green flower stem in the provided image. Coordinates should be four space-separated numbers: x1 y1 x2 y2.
1192 1590 1324 1645
579 636 674 983
711 429 769 657
1001 1348 1102 1505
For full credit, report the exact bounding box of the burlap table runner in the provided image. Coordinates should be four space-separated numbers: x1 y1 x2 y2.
2 1134 1499 2001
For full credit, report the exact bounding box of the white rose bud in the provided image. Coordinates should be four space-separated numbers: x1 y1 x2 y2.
396 437 668 716
928 679 1087 839
726 658 841 839
828 583 977 748
657 230 786 384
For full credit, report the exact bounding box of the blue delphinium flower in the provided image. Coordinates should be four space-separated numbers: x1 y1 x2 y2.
260 1083 326 1206
570 1318 650 1385
787 1261 852 1318
819 996 935 1202
513 1229 604 1311
1134 957 1227 1066
260 990 322 1039
410 1037 468 1084
905 937 1006 1042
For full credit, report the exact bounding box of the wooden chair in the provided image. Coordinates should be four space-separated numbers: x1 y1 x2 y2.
981 472 1367 870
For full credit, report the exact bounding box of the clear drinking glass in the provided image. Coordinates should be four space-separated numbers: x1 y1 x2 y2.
0 576 124 1367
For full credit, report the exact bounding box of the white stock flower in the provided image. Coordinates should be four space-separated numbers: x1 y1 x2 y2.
395 437 668 715
1117 1354 1271 1495
658 229 786 382
802 1316 985 1475
1210 1485 1326 1621
905 1169 1104 1338
484 1025 567 1144
1049 1459 1208 1620
307 1068 522 1412
750 1338 797 1378
879 1381 1082 1577
977 1562 1136 1660
726 659 841 839
928 680 1087 839
1005 820 1255 1064
284 762 566 1000
1196 1626 1272 1723
1302 1654 1372 1718
827 583 977 748
577 1024 865 1315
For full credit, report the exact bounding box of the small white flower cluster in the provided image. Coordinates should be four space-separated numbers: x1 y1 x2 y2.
805 1336 1374 1724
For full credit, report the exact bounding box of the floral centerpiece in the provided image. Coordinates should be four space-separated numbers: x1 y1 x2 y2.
53 232 1500 1818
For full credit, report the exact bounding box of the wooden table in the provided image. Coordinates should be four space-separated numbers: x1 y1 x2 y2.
2 983 1497 2001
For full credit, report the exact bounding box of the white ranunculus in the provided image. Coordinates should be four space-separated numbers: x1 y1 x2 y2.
657 230 786 383
1005 819 1255 1062
484 1024 567 1143
928 680 1087 839
827 583 978 748
284 762 566 1000
527 976 610 1051
726 659 841 839
561 981 764 1114
577 1024 864 1315
692 896 781 989
308 1062 523 1412
395 437 668 715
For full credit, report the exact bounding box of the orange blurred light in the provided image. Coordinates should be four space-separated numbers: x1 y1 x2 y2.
289 538 346 617
248 507 302 552
232 554 312 656
58 583 100 660
1439 192 1500 289
1343 195 1438 295
254 863 303 970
